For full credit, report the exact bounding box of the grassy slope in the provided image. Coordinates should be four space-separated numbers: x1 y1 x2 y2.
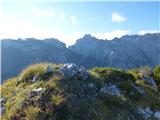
1 63 160 120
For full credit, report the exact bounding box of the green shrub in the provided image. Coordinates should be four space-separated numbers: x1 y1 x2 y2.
154 66 160 90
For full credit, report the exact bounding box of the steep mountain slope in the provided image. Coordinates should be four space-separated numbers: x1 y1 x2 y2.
1 38 81 82
1 33 160 82
1 63 160 120
69 33 160 68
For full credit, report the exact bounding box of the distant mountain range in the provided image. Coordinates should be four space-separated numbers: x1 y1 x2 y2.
1 33 160 82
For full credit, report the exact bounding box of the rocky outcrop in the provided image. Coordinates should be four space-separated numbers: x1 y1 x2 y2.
153 111 160 120
2 33 160 83
137 107 153 119
137 107 160 120
100 83 121 97
140 69 158 91
59 63 88 80
0 97 6 115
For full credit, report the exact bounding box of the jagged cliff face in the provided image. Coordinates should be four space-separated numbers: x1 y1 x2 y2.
1 33 160 82
1 63 160 120
1 38 81 82
69 33 160 68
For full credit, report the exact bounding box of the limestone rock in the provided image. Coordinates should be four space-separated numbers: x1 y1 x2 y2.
32 74 40 82
153 111 160 120
45 65 54 74
59 63 88 80
137 107 153 119
100 83 121 97
0 97 6 115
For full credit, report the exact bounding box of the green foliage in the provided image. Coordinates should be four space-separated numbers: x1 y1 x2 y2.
24 106 41 120
20 63 48 82
89 67 134 93
1 64 160 120
90 67 134 82
20 63 62 83
154 65 160 91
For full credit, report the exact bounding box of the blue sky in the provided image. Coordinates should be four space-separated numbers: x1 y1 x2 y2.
0 1 159 46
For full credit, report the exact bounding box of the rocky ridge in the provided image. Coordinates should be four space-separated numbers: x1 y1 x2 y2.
1 63 160 120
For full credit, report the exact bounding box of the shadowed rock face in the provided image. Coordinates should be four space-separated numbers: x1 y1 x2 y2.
1 33 160 82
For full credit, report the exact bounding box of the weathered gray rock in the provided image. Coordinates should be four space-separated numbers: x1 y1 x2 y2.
45 65 54 74
88 83 95 89
142 76 157 91
145 107 153 116
59 63 88 80
0 97 6 104
29 88 44 98
100 84 121 96
0 97 6 115
140 69 154 77
137 107 153 119
32 74 40 82
132 84 144 94
140 69 157 91
33 87 43 92
0 106 5 115
153 111 160 120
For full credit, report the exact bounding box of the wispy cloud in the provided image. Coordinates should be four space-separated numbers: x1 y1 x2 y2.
93 30 130 40
69 16 79 24
139 30 159 35
112 12 127 23
32 7 54 17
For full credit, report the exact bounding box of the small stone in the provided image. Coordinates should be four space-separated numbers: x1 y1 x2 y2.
59 63 88 80
0 97 6 104
100 84 121 97
32 88 44 95
32 74 40 82
144 107 153 116
137 107 153 119
46 66 53 74
153 111 160 120
88 83 95 89
132 84 144 94
0 106 5 115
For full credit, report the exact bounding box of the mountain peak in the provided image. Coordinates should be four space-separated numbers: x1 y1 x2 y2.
83 34 93 38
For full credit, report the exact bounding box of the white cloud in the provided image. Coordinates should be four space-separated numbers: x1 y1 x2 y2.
69 16 79 24
92 30 130 40
139 30 159 35
32 7 54 17
112 12 127 23
0 16 83 46
60 12 66 20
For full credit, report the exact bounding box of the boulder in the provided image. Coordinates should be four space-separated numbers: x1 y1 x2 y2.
88 83 95 89
0 106 5 115
145 107 153 116
0 97 6 115
132 84 144 94
140 69 154 77
29 88 44 98
32 74 40 82
137 107 153 119
100 83 121 97
45 65 54 74
0 97 6 104
140 69 157 91
142 76 157 91
153 111 160 120
59 63 88 80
